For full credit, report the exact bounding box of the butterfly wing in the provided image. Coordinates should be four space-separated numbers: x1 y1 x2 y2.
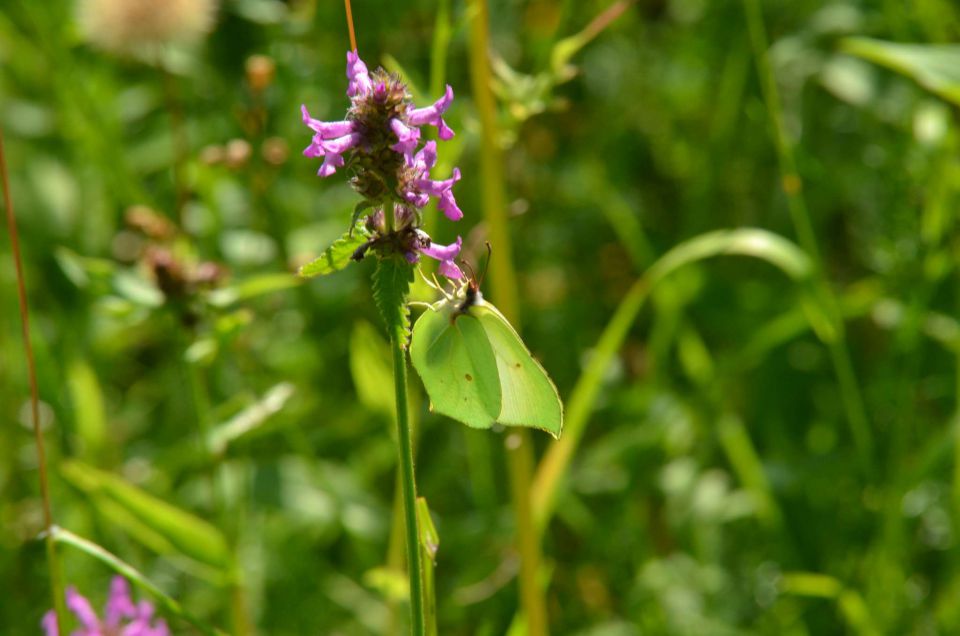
474 302 563 439
409 301 502 429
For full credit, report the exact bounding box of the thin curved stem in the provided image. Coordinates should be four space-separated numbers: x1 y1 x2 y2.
0 129 67 631
344 0 358 53
741 0 874 473
391 333 425 635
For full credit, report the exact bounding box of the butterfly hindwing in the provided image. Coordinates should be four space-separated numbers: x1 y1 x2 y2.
474 303 563 438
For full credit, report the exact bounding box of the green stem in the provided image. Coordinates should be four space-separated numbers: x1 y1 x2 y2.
0 128 68 633
391 330 425 635
742 0 874 473
467 2 549 632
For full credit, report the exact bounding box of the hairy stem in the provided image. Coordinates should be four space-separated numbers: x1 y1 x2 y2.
391 331 425 635
467 1 549 633
0 129 68 631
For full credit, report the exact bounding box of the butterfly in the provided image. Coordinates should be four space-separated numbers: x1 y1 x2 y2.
409 261 563 439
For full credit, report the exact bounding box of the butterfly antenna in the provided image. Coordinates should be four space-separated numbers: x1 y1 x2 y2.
460 258 478 285
479 241 492 289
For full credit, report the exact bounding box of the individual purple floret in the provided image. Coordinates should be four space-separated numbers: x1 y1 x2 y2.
42 576 169 636
409 230 463 279
407 85 455 140
346 50 372 97
301 51 465 278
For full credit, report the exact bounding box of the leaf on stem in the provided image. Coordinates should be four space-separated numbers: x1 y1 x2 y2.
298 219 371 278
372 257 414 343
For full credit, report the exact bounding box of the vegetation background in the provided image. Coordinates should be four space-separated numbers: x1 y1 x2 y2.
3 0 960 634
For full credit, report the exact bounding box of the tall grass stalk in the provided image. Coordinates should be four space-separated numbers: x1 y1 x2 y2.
741 0 874 472
467 1 549 633
0 129 68 633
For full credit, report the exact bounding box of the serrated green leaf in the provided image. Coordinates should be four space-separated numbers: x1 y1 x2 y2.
298 222 371 278
61 461 232 571
372 257 414 344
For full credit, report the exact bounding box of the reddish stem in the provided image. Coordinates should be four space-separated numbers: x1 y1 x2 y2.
344 0 358 52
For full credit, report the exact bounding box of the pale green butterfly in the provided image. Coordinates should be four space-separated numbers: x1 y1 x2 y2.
409 270 563 439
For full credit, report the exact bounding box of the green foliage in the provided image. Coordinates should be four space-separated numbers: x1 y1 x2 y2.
5 0 960 634
60 462 232 572
842 37 960 107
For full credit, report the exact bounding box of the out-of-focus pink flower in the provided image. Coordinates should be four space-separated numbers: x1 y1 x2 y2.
42 577 169 636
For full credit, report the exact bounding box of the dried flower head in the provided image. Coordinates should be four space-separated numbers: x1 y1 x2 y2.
77 0 218 56
42 576 169 636
301 51 464 278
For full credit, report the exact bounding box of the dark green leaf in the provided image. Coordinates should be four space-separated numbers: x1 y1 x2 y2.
372 257 414 344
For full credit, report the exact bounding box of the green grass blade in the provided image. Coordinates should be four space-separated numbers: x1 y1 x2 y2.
61 461 232 571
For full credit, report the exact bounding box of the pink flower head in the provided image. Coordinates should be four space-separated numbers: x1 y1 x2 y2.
42 577 169 636
301 52 465 273
408 85 455 140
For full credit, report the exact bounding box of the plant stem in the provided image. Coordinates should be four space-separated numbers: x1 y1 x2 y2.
467 2 549 633
741 0 874 473
344 0 358 53
0 129 68 632
391 330 425 635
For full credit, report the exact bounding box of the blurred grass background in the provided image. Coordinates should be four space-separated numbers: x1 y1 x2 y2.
4 0 960 634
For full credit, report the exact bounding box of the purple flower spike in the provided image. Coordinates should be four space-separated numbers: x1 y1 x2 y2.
346 50 372 97
408 85 455 140
43 576 169 636
390 118 421 158
301 105 355 139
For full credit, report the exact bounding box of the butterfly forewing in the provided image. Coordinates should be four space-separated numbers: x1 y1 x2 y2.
409 301 501 429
